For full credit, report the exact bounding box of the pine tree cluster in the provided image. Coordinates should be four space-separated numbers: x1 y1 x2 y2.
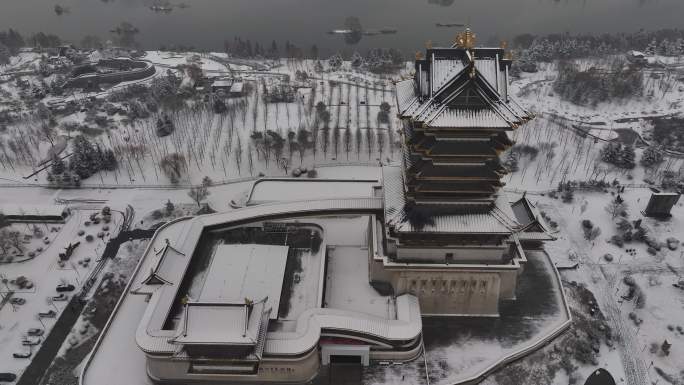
553 60 643 106
514 28 684 62
640 146 664 167
600 142 636 169
68 135 117 179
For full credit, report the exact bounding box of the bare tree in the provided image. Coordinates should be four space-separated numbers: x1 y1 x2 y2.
605 194 628 219
278 157 290 175
344 128 352 160
0 229 23 256
188 185 210 208
235 136 243 175
247 143 254 176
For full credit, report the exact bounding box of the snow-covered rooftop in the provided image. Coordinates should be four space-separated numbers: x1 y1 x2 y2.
382 165 520 234
200 244 288 319
247 178 377 205
0 203 67 218
229 82 244 93
211 79 233 88
172 300 269 347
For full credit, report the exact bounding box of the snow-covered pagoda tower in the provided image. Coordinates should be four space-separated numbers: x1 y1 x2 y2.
373 30 553 316
397 30 531 202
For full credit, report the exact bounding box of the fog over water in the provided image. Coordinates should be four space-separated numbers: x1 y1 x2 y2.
1 0 683 54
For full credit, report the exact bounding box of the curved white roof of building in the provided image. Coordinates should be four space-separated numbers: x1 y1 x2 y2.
129 198 421 357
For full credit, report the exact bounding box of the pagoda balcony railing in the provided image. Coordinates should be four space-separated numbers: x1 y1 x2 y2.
410 148 498 160
405 171 503 182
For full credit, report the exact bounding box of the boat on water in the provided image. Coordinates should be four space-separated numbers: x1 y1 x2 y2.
436 22 464 27
150 5 173 12
379 28 397 34
327 29 353 35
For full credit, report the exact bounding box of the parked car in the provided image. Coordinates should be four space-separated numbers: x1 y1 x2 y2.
52 293 68 301
38 310 56 318
9 298 25 305
12 351 31 359
0 372 17 382
56 283 75 292
22 336 41 346
27 328 44 336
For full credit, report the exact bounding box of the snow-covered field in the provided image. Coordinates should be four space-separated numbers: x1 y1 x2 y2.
1 52 401 188
1 48 684 385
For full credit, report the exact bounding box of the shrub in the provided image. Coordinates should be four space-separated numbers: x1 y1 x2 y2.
581 219 601 240
561 188 574 203
640 146 664 167
160 153 185 184
610 234 625 247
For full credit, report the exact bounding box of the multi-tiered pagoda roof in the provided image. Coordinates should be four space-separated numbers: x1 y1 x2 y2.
395 32 532 204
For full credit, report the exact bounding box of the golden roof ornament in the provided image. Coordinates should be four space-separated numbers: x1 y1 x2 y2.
455 28 476 49
415 51 424 60
500 40 508 50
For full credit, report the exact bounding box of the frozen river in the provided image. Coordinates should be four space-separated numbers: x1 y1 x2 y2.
1 0 683 55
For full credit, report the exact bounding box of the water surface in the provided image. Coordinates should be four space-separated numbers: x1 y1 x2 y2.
1 0 682 55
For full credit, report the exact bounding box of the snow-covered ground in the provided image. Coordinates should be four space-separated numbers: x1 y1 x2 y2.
0 208 122 379
1 53 400 188
2 49 684 385
511 58 684 123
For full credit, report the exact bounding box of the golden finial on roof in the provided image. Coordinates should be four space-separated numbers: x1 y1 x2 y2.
425 40 433 49
455 28 476 49
415 51 424 60
500 40 508 50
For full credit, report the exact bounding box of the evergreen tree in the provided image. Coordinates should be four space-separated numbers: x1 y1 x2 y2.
640 146 664 167
350 52 364 68
0 42 10 66
201 176 213 187
600 142 622 165
70 135 98 178
165 200 175 216
620 145 636 169
328 53 343 70
51 154 65 175
103 149 118 171
270 40 278 58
